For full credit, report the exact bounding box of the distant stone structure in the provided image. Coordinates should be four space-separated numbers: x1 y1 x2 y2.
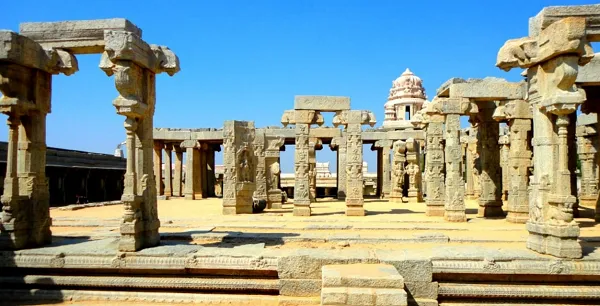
383 68 428 129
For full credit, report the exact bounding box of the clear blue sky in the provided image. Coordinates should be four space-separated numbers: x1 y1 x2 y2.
1 0 597 172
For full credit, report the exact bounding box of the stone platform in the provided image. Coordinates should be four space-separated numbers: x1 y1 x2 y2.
2 198 600 305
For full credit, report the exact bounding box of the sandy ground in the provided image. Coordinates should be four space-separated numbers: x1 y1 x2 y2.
49 198 600 245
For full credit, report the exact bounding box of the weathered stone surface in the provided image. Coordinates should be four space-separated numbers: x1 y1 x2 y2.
404 282 438 300
322 264 404 289
294 96 350 111
577 52 600 85
448 78 526 101
278 249 376 280
529 4 600 41
376 251 432 282
279 279 321 297
222 121 256 215
20 19 142 54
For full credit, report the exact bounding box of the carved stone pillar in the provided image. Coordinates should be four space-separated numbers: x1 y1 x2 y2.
153 140 164 197
181 140 199 200
373 140 392 199
498 135 510 201
253 130 268 202
497 15 592 258
444 110 466 222
100 28 179 251
390 140 406 203
222 120 256 215
0 31 77 249
294 117 312 216
424 115 445 216
477 102 503 217
331 136 347 200
344 110 366 216
266 136 284 209
406 138 423 202
577 124 598 215
163 143 173 197
308 137 319 202
507 117 532 223
173 145 183 197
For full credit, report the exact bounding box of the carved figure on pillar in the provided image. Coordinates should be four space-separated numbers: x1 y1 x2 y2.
265 135 285 209
419 99 446 216
405 138 423 202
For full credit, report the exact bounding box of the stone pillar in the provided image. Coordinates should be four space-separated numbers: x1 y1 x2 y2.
578 124 599 219
222 120 256 215
266 136 285 209
498 135 510 201
477 102 503 217
406 138 423 202
173 145 183 197
373 140 392 199
192 146 202 199
253 129 268 202
331 136 347 200
465 141 475 199
497 16 590 258
100 29 179 251
308 137 319 202
390 140 406 203
200 143 208 198
424 115 445 216
293 112 312 216
207 146 217 197
0 32 78 250
444 110 466 222
153 140 164 197
344 110 366 216
163 143 173 197
468 125 482 199
181 140 199 200
506 117 532 223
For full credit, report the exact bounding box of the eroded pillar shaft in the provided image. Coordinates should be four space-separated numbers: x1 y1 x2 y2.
507 118 531 223
444 113 466 222
173 146 183 197
163 144 173 197
425 116 445 216
477 104 503 217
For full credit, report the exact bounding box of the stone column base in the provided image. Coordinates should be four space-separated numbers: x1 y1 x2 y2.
444 210 466 222
526 221 582 259
293 204 311 216
477 202 505 218
406 194 423 203
267 190 283 209
346 206 365 216
506 211 528 224
184 194 195 200
425 204 445 217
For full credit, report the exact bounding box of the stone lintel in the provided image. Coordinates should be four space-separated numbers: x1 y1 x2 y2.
0 30 78 75
529 4 600 41
191 131 223 141
436 78 466 97
294 95 350 111
264 128 295 139
577 52 600 85
309 127 342 139
19 18 142 54
576 113 598 126
153 129 192 141
449 78 526 101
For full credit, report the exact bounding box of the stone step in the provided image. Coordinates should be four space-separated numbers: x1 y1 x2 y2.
0 289 320 305
321 287 407 306
0 274 279 292
438 282 600 300
322 264 405 289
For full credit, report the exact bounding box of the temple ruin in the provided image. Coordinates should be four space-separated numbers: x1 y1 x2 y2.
1 4 600 305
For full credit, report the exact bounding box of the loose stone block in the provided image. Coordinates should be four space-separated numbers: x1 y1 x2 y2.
294 96 350 111
374 288 408 306
20 18 142 54
321 287 348 305
322 264 405 289
404 282 438 300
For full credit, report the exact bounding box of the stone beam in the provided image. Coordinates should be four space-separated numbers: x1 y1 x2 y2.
309 127 342 139
448 78 526 101
577 53 600 85
0 31 78 76
294 96 350 111
529 4 600 41
19 19 142 54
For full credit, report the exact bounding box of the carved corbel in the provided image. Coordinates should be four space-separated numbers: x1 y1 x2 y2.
151 45 180 76
100 53 147 118
492 101 508 122
539 58 587 115
312 111 324 126
266 136 285 151
281 110 296 127
332 110 348 127
360 110 377 127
